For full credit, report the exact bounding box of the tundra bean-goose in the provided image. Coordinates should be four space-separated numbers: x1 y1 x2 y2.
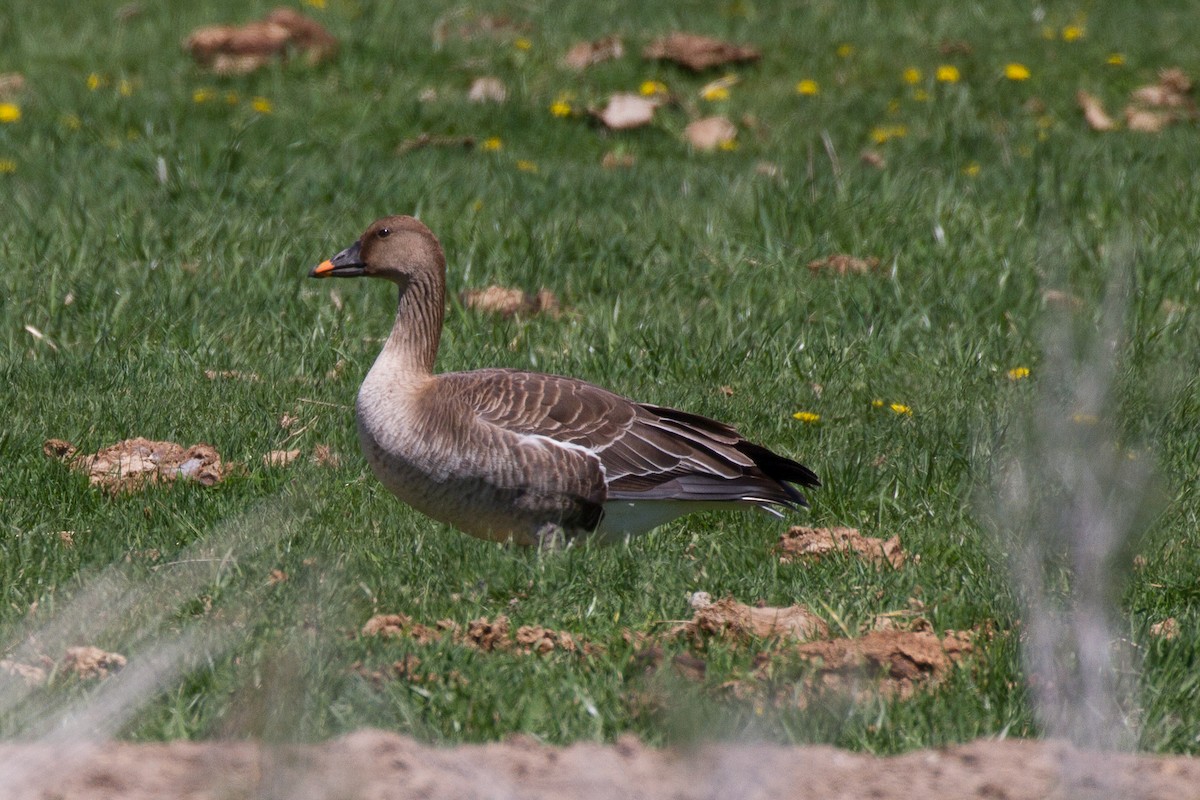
310 215 818 546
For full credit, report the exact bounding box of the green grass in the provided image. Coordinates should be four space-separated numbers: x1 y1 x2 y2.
2 0 1199 754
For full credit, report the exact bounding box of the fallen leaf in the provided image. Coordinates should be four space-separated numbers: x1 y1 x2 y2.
776 526 907 568
1076 90 1115 131
45 437 224 491
468 76 507 103
596 93 659 130
678 593 827 643
807 254 881 276
562 36 624 70
643 32 760 72
460 285 560 318
683 116 737 150
63 646 126 679
183 7 337 75
263 449 301 468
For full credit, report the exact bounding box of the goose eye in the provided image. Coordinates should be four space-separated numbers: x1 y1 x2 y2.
377 227 391 239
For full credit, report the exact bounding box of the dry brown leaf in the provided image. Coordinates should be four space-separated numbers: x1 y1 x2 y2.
460 286 560 318
467 76 507 103
263 449 301 468
680 593 827 643
183 7 337 75
776 526 907 568
1076 90 1116 131
601 150 636 169
807 254 881 276
0 72 25 99
396 134 476 155
1150 618 1179 640
562 36 624 70
683 116 737 151
643 32 760 72
596 93 659 130
63 646 126 679
45 437 224 491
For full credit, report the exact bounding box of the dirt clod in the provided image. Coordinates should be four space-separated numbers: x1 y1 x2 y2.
45 437 224 491
776 526 907 568
678 594 827 643
789 629 973 697
460 286 561 318
184 7 337 74
63 646 126 679
807 254 881 276
562 36 624 70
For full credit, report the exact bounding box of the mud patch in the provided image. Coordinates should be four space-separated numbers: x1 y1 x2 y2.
786 629 973 697
44 437 224 491
776 526 907 568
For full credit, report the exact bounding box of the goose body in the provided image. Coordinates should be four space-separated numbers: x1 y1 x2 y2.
312 215 818 546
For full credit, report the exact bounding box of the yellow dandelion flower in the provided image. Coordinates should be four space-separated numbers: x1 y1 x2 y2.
60 113 82 130
549 100 572 117
902 67 922 85
870 124 907 144
118 79 133 96
481 137 503 151
251 96 273 114
718 138 738 151
912 88 930 102
514 37 532 51
640 80 668 97
701 85 730 101
1106 53 1125 66
792 411 821 423
1004 63 1031 81
0 159 16 174
890 403 912 416
1062 25 1084 42
1007 367 1030 381
0 103 22 124
303 0 325 7
86 73 104 91
515 159 538 173
962 161 981 177
936 64 960 83
836 43 854 58
872 399 884 408
795 79 820 96
192 88 215 104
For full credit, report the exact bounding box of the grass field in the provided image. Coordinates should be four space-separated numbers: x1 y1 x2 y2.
2 0 1199 754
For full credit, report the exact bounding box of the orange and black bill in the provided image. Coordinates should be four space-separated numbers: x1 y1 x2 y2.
310 240 365 278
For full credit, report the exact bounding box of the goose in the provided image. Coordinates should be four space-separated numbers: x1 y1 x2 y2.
310 215 818 546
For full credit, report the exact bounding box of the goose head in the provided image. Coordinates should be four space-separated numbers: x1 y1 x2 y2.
310 215 445 287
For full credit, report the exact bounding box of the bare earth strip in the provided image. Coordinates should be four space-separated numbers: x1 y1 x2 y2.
2 731 1198 800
